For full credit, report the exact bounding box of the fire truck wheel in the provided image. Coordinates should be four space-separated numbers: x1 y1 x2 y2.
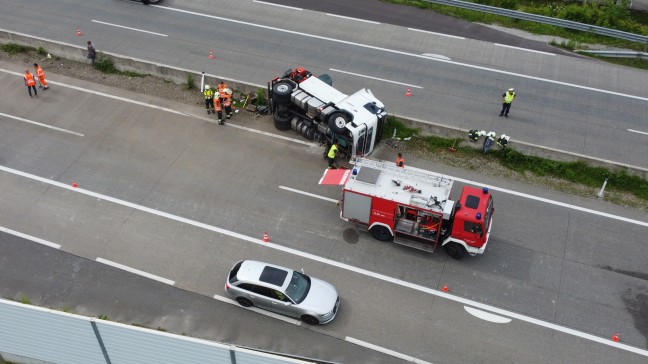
272 81 293 105
370 225 393 242
444 242 466 260
274 110 292 130
301 315 319 325
236 297 254 307
328 112 350 135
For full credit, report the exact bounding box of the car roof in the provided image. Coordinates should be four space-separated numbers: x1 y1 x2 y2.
237 260 292 289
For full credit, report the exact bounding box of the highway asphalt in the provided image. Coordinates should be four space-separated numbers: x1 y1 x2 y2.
1 58 647 363
1 0 647 169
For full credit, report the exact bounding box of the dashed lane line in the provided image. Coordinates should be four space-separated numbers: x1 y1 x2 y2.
0 225 61 249
408 28 465 40
326 13 381 24
329 68 424 89
91 20 168 37
628 129 648 136
1 164 646 356
345 337 433 364
96 257 175 285
494 43 556 56
0 112 84 137
252 0 302 11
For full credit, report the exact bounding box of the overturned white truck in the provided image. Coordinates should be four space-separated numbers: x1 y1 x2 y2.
268 67 388 158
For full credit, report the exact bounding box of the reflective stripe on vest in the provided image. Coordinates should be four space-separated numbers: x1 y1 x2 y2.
504 91 515 103
328 144 338 159
24 73 35 86
214 100 222 111
36 67 44 78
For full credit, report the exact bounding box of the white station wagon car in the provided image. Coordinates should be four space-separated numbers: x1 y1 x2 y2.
225 260 340 325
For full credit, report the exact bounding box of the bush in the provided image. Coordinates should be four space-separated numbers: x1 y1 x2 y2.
1 43 26 54
93 53 117 73
37 46 47 55
186 74 195 90
255 87 267 106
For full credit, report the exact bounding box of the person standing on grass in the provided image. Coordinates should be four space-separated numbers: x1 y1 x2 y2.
87 41 96 65
24 69 37 97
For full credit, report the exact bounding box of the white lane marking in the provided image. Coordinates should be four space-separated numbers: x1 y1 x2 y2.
346 337 433 364
279 186 339 203
494 43 556 56
329 69 423 89
2 165 646 356
252 0 302 10
628 129 648 136
0 225 61 249
0 69 187 116
157 6 648 102
0 112 84 137
326 13 380 24
464 306 512 323
96 257 175 285
212 294 302 325
408 27 465 40
422 53 452 61
91 20 168 37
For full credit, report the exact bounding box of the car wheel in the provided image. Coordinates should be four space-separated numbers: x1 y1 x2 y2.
370 225 393 242
301 315 319 325
272 82 293 105
274 109 292 131
236 297 254 307
444 242 466 260
327 112 350 135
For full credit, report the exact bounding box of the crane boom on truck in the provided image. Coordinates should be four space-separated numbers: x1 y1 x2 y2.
334 158 494 259
268 67 388 159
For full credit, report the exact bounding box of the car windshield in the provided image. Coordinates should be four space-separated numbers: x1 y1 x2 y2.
284 271 311 304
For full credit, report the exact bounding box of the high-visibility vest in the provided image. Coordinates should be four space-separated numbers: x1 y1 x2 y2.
214 98 222 111
396 156 405 168
35 66 45 78
203 89 214 99
24 72 36 86
327 144 338 159
503 91 515 104
223 95 231 107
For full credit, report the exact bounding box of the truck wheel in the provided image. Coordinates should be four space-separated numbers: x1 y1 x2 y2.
272 82 293 105
370 225 393 242
444 242 466 260
274 110 291 131
328 112 350 135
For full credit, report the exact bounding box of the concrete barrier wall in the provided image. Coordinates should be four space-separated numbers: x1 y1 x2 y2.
2 28 646 179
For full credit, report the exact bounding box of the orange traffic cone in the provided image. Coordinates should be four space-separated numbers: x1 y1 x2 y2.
442 283 449 292
71 181 78 188
405 88 412 97
209 50 214 59
76 27 82 37
611 333 620 342
262 232 270 243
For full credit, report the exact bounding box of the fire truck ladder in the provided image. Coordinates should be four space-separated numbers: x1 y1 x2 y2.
354 158 452 188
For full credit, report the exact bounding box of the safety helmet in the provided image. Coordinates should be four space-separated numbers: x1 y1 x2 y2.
205 85 210 90
508 88 514 91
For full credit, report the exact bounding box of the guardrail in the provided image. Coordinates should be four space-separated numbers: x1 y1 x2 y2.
422 0 648 45
576 49 648 59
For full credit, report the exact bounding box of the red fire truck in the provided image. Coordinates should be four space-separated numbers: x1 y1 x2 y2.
337 158 494 259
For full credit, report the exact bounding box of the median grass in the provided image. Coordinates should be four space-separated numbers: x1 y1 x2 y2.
385 117 648 207
382 0 648 50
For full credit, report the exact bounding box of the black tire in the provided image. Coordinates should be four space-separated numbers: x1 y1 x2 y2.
291 116 300 131
272 82 293 105
370 225 393 242
301 315 319 325
328 112 350 135
274 109 291 131
444 242 466 260
236 297 253 307
306 127 315 140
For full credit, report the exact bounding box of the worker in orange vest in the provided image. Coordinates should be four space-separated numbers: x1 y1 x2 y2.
34 63 49 90
217 81 228 104
214 97 224 125
24 69 38 97
222 89 233 119
396 153 405 168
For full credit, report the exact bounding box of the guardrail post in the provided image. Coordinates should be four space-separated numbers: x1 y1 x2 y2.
229 345 237 364
597 177 609 199
90 318 112 364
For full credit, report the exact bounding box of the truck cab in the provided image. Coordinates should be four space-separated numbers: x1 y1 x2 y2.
268 68 387 159
443 186 494 258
